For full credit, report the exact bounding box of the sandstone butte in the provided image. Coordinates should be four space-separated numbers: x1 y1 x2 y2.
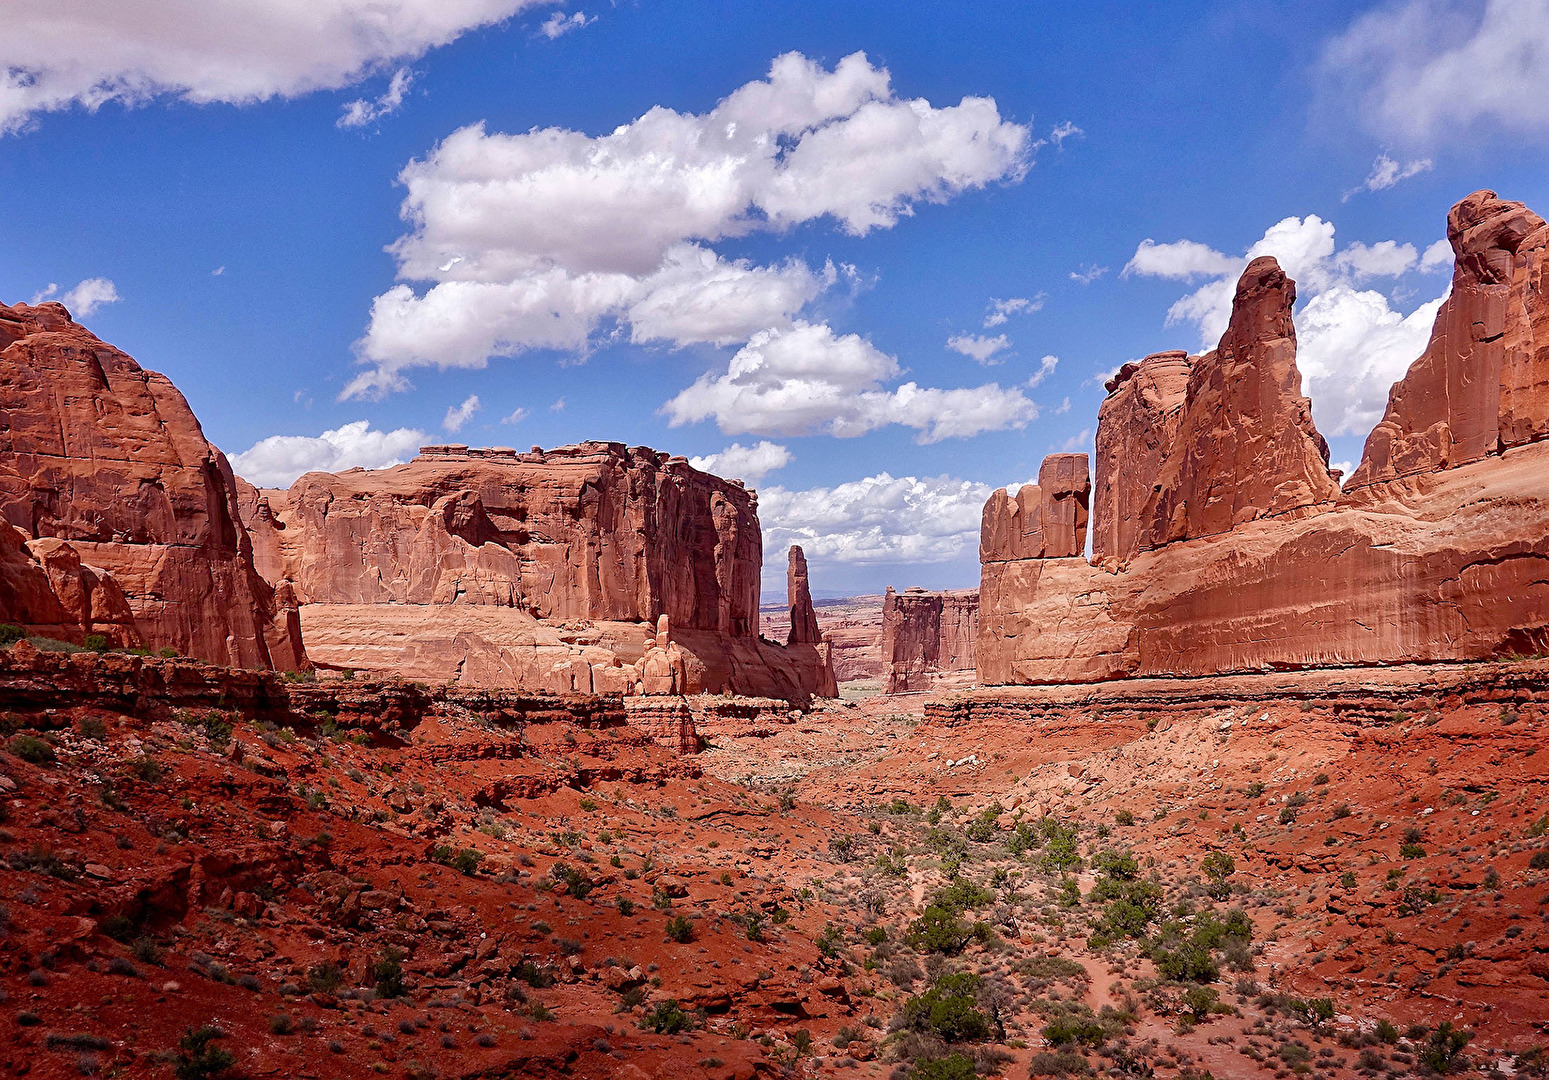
980 189 1549 685
880 586 979 694
0 300 305 670
238 444 837 704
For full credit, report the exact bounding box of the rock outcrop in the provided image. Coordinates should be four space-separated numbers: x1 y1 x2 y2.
881 587 979 693
239 444 835 704
979 192 1549 685
1092 352 1192 565
1141 257 1340 548
0 300 305 668
1347 190 1549 491
786 546 821 645
980 454 1091 563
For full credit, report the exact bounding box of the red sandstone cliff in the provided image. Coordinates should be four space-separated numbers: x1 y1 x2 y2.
239 444 833 703
0 301 305 669
979 191 1549 685
1092 352 1192 565
1347 190 1549 491
1142 257 1340 547
981 453 1091 563
881 586 979 693
786 545 822 645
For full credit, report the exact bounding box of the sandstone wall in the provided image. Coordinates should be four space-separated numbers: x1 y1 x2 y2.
0 301 304 669
881 586 979 693
240 445 834 704
979 191 1549 685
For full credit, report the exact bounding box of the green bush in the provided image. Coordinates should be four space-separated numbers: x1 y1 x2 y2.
1114 809 1135 827
665 915 694 943
371 948 406 999
911 1054 977 1080
1042 1008 1105 1047
84 633 111 653
0 624 25 646
933 879 993 913
174 1026 235 1080
641 999 699 1034
1530 850 1549 870
1092 849 1140 881
8 734 54 764
1417 1022 1472 1074
900 972 990 1042
904 906 969 954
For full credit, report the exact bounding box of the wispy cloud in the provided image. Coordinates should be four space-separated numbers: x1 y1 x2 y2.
338 68 414 129
1342 152 1433 201
947 332 1011 365
443 394 481 432
539 10 595 38
1069 263 1108 285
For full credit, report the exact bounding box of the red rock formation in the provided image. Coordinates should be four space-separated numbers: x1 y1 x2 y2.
0 300 304 668
881 586 979 693
1347 190 1549 491
979 193 1549 685
786 545 821 645
1142 258 1339 548
240 443 834 703
1092 352 1192 565
980 453 1091 563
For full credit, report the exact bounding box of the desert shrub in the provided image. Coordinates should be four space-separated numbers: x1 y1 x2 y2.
934 879 993 913
1041 1006 1106 1047
1039 817 1082 871
1201 852 1235 899
829 834 857 861
664 915 694 943
888 798 913 815
8 734 54 764
1086 878 1164 946
905 906 969 955
1114 809 1135 827
1027 1048 1092 1076
84 633 111 653
1417 1022 1472 1074
911 1053 977 1080
615 897 636 916
1092 849 1140 881
816 923 843 956
371 948 406 999
173 1026 235 1080
1529 850 1549 870
1245 781 1265 798
268 1014 295 1035
900 972 990 1043
0 624 25 646
641 999 699 1034
307 962 344 994
551 862 592 899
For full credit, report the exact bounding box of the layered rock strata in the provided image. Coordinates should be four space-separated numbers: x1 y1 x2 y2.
0 301 305 669
979 192 1549 685
786 545 822 645
240 445 835 704
881 587 979 693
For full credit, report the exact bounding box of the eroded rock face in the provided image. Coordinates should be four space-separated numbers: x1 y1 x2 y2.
981 454 1091 563
248 443 760 634
786 545 821 645
881 587 979 694
979 194 1549 685
1092 352 1192 565
1142 258 1339 548
241 444 835 703
0 301 304 668
1347 190 1549 491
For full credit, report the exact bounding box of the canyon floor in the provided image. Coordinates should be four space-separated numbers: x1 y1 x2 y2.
3 655 1548 1080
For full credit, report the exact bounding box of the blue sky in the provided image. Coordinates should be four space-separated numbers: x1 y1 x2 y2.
4 0 1548 598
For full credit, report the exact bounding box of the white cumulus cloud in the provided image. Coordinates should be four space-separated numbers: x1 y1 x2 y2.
662 321 1038 444
947 333 1011 365
347 51 1032 397
1125 213 1451 437
759 471 999 569
688 441 792 483
31 277 121 318
1321 0 1549 145
0 0 550 135
229 420 426 488
443 394 481 432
